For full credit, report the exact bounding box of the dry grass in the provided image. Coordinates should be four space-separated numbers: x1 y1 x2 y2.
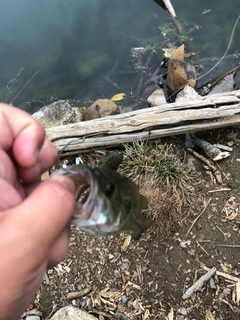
120 140 195 236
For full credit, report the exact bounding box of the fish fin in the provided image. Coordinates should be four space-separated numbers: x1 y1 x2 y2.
140 194 148 210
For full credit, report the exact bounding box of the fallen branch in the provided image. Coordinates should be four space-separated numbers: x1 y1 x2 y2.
46 90 240 154
193 138 230 161
187 148 223 184
182 267 217 299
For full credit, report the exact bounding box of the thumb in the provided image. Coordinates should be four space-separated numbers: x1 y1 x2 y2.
2 175 76 263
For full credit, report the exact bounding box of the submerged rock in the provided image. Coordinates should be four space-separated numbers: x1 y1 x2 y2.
84 98 120 120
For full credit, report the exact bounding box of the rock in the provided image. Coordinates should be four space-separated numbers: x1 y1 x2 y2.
84 99 120 120
32 100 84 128
175 85 202 102
147 89 166 107
72 106 86 122
209 278 216 290
50 306 97 320
25 316 41 320
121 295 128 303
132 299 140 310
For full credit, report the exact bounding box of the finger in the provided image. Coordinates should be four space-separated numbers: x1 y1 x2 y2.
47 226 70 269
0 150 27 202
0 104 45 168
17 139 57 183
0 150 17 183
0 179 23 210
1 175 75 264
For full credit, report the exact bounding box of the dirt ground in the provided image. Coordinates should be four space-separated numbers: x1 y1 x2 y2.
30 126 240 320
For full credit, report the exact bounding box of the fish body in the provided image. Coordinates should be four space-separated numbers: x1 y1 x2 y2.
55 165 152 239
100 150 123 171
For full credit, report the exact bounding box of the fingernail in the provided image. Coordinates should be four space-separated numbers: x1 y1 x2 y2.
50 174 75 194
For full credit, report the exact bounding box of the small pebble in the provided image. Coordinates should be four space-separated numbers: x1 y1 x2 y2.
121 295 128 303
26 316 41 320
132 299 140 310
209 278 216 290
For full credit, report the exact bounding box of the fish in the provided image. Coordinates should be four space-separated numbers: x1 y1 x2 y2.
99 150 123 171
54 164 152 239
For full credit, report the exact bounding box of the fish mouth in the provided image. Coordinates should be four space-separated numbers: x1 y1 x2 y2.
72 167 97 218
55 166 98 220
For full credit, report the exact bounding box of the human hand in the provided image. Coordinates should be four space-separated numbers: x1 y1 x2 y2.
0 103 75 320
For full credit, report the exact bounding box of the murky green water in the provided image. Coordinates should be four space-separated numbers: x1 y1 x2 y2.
0 0 239 112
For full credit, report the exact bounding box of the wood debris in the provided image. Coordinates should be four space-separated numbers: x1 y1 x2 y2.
187 148 223 183
121 235 132 252
182 267 217 299
205 309 215 320
98 288 121 299
184 198 211 237
193 138 231 161
66 287 92 300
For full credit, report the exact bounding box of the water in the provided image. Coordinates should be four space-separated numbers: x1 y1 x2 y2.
0 0 239 112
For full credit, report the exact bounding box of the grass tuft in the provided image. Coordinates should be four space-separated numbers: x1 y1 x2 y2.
121 140 194 222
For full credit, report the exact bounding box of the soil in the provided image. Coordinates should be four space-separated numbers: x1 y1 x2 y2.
31 127 240 320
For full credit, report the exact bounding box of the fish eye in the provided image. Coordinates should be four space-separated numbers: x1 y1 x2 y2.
105 183 115 197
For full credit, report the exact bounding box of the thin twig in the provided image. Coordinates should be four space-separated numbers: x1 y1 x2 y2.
184 198 211 237
187 148 223 184
196 240 209 256
208 188 231 193
214 244 240 248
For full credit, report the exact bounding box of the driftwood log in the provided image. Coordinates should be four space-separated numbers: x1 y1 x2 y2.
46 90 240 154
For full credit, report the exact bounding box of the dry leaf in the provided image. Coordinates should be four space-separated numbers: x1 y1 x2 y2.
167 44 197 92
167 59 188 92
220 262 232 274
121 235 132 252
171 44 185 61
167 44 188 92
99 289 121 299
225 211 238 220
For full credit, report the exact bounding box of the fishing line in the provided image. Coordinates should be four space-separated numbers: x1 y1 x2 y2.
167 13 240 101
57 137 85 168
196 14 240 81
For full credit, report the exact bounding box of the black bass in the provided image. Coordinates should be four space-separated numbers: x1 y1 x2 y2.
55 165 152 239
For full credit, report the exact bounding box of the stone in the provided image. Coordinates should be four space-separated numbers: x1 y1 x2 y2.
25 316 41 320
50 306 97 320
32 100 82 128
72 106 86 122
147 89 166 107
84 99 120 120
175 85 202 102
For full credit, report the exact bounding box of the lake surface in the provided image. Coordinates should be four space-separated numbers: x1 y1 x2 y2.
0 0 239 112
